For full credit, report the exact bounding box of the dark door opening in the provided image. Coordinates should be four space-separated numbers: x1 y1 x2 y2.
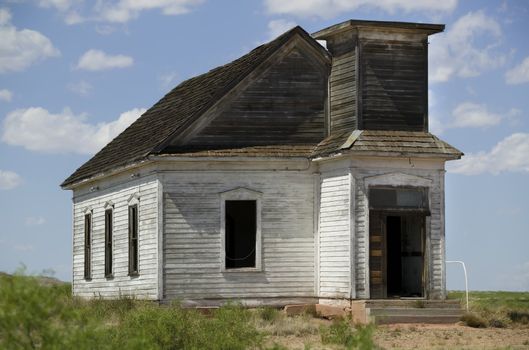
386 215 424 298
386 216 402 297
370 212 425 298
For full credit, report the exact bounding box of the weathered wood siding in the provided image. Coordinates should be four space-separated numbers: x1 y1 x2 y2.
186 48 327 148
360 40 427 131
352 167 445 299
162 171 315 301
72 177 159 299
318 172 351 298
327 33 357 133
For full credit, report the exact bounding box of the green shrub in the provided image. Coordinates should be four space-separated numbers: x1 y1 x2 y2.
507 310 529 324
320 317 375 350
461 312 488 328
259 306 280 322
0 271 108 350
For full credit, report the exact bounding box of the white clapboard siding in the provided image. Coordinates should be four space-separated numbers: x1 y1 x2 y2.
318 172 351 298
162 171 315 300
353 167 445 299
72 177 159 299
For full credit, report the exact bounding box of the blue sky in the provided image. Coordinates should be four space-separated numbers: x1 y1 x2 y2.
0 0 528 291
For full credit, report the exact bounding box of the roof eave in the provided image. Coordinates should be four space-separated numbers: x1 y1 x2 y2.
312 19 445 40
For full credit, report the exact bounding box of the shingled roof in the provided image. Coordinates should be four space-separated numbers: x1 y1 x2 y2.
312 130 462 159
61 26 324 188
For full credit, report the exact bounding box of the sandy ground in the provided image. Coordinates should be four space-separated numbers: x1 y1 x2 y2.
265 322 529 349
374 323 529 350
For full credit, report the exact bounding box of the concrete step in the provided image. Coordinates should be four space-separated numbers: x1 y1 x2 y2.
364 299 461 309
369 307 463 317
373 314 461 325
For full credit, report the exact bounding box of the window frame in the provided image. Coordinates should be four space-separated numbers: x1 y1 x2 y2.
128 195 140 277
220 188 262 272
104 206 114 278
83 210 92 280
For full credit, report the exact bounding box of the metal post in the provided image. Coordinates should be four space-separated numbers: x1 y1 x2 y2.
446 260 469 311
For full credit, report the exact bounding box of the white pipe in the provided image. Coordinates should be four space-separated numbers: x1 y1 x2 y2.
446 260 469 311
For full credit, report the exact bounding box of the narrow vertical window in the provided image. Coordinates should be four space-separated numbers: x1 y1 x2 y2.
104 209 113 277
84 213 91 280
225 200 257 269
128 204 139 275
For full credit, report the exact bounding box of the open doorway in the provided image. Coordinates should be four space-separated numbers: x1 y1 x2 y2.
368 186 428 299
386 215 424 298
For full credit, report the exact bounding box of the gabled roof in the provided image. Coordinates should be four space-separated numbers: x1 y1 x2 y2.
61 26 329 188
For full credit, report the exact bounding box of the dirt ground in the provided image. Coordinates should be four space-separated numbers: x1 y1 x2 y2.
266 322 529 349
374 323 529 350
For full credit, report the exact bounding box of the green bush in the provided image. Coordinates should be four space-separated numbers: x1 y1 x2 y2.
460 312 488 328
320 317 375 350
0 271 108 349
507 310 529 324
0 272 263 350
259 306 280 322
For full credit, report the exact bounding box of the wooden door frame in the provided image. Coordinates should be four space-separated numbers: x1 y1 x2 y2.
369 210 428 299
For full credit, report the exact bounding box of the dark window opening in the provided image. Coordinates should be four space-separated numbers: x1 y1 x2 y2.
104 209 113 277
128 205 139 276
84 213 91 280
369 187 428 211
225 200 256 269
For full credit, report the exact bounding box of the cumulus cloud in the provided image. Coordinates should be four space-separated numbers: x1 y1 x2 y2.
1 107 146 154
429 11 507 82
0 169 22 190
451 102 502 128
76 49 133 71
0 88 13 102
267 19 297 40
159 71 179 89
95 0 204 23
448 133 529 175
68 80 92 96
505 56 529 85
432 102 519 134
0 8 60 73
264 0 457 18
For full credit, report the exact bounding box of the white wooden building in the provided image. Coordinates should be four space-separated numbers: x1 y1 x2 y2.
62 19 462 306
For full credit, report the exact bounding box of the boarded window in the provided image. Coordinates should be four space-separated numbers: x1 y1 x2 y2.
369 187 428 211
225 200 256 269
104 209 113 277
84 213 91 280
128 205 139 275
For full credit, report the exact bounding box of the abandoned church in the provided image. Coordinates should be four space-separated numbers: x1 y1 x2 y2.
61 19 463 314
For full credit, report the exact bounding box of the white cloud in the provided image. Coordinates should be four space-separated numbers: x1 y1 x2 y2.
95 0 204 23
76 49 133 71
0 88 13 102
68 80 92 96
432 102 509 134
1 107 146 154
451 102 502 128
265 0 457 18
448 133 529 175
267 19 296 40
505 56 529 85
25 216 46 226
159 71 179 89
0 169 22 190
0 8 60 73
429 11 507 82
